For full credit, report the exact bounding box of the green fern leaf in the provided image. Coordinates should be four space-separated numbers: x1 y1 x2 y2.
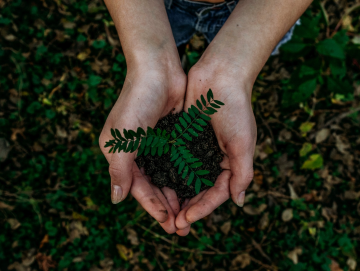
192 123 203 131
144 146 151 156
162 130 167 137
182 166 189 179
132 138 140 152
151 137 159 147
183 112 191 123
196 119 207 126
191 105 199 115
187 172 195 185
139 137 146 149
157 128 161 136
182 152 193 159
188 128 198 137
171 145 176 155
137 146 145 156
186 157 199 163
146 137 153 146
188 108 195 118
174 138 186 145
171 130 176 139
115 129 125 141
147 126 155 135
137 127 146 136
190 162 203 168
179 117 187 129
195 178 201 194
158 145 163 156
201 178 214 186
196 100 203 110
129 130 137 138
201 95 206 106
207 89 214 102
126 141 134 152
183 133 192 141
174 157 182 167
170 153 179 162
114 142 122 152
199 114 211 121
175 124 182 133
121 141 128 151
151 146 156 156
178 161 185 174
206 107 217 113
111 128 116 139
164 144 170 154
210 103 221 109
109 147 114 153
214 100 224 105
196 170 209 175
203 110 214 115
104 141 114 148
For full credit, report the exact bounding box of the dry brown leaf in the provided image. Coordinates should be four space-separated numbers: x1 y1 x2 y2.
39 234 49 249
8 218 21 230
330 259 343 271
243 204 267 215
220 221 232 235
258 212 269 230
0 201 15 210
347 258 357 270
36 253 57 271
126 228 139 246
253 169 263 185
288 183 299 199
282 209 293 222
287 247 302 264
231 253 251 269
316 128 330 143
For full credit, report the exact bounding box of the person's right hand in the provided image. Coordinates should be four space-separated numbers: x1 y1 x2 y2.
99 60 186 234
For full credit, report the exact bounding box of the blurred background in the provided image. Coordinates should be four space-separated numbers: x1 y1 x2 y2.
0 0 360 270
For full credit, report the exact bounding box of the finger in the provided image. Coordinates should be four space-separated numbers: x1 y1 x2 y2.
227 141 255 207
109 151 134 204
220 155 230 170
130 164 169 223
150 184 177 234
183 170 231 225
176 226 191 236
175 189 208 230
161 187 180 216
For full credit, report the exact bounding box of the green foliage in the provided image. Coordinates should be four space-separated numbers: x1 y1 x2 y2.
105 89 221 194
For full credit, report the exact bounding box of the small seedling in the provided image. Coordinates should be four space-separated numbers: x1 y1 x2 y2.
104 89 224 194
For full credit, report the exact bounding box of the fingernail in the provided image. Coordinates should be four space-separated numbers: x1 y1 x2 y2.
237 191 246 207
111 185 123 204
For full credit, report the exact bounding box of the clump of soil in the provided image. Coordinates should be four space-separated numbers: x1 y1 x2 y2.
135 112 223 199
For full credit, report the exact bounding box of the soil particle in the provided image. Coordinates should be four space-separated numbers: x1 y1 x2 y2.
136 112 223 199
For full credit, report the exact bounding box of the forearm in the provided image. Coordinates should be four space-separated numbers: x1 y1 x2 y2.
104 0 180 70
202 0 312 85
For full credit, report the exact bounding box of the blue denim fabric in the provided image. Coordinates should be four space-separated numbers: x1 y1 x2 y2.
164 0 300 56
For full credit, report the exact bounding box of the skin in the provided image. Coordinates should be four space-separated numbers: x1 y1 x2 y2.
100 0 312 236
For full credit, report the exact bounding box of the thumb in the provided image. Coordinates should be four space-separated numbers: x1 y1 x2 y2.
228 141 255 207
109 151 135 204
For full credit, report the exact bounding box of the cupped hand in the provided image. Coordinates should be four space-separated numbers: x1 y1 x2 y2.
99 62 186 234
175 57 257 235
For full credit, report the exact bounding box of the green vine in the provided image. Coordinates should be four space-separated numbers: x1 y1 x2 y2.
104 89 224 194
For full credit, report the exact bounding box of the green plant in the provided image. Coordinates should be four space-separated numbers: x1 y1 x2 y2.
104 89 224 194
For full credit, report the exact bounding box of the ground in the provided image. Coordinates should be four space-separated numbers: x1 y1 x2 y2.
0 0 359 270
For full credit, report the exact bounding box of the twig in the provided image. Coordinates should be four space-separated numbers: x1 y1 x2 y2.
321 106 360 128
257 112 277 152
249 256 275 271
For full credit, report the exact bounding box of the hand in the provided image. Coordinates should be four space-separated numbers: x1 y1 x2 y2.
99 62 187 234
175 55 257 235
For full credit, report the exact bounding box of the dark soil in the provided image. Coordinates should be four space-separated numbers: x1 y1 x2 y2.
135 112 223 199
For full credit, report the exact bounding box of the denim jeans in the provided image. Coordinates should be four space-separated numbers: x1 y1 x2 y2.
164 0 300 55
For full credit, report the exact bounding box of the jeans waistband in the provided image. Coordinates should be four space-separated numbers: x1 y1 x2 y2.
165 0 237 13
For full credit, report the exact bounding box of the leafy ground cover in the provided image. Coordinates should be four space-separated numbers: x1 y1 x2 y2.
0 0 359 270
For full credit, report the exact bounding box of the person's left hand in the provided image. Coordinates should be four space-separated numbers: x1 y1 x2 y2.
174 52 257 236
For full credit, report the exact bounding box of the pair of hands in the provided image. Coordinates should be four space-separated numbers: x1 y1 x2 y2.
99 52 257 236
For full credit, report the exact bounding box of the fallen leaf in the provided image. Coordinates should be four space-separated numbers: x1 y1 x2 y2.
116 244 133 261
316 128 330 143
282 209 293 222
0 201 15 210
287 247 302 264
7 218 21 230
299 142 312 157
288 183 299 199
243 204 267 215
299 122 315 136
126 228 139 246
231 253 251 269
330 259 343 271
253 169 263 185
220 221 232 235
36 253 57 271
39 234 49 249
347 258 357 270
72 212 89 221
258 212 269 230
301 154 323 170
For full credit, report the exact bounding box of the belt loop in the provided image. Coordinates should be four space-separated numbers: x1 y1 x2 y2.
226 1 236 12
166 0 173 9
